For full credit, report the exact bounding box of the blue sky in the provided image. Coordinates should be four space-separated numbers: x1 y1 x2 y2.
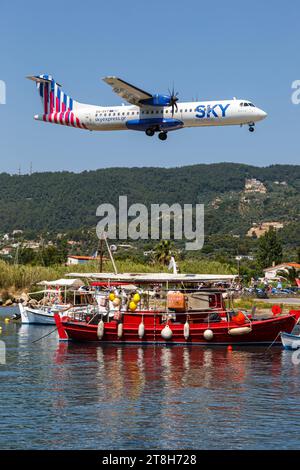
0 0 299 173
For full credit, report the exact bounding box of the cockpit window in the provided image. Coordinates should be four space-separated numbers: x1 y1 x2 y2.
240 102 255 107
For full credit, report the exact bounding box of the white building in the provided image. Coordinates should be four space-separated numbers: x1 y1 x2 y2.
264 263 300 280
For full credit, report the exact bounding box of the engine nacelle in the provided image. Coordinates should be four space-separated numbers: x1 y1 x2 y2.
140 94 172 107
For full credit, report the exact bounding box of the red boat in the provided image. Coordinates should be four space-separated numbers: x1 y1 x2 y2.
55 273 300 345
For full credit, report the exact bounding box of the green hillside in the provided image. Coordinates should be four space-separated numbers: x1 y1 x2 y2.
0 163 299 245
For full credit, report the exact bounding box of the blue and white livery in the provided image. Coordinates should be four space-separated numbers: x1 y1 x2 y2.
28 75 267 140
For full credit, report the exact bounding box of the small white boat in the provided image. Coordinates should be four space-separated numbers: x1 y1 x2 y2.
19 278 86 325
281 331 300 350
18 303 70 325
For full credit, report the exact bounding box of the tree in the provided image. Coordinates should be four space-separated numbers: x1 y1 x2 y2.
154 240 172 266
257 226 283 269
277 266 300 286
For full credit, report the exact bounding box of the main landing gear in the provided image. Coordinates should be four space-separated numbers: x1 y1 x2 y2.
145 129 168 140
158 132 167 141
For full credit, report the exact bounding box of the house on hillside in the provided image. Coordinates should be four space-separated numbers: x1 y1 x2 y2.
247 221 284 238
67 255 100 265
264 263 300 280
244 178 267 194
0 246 13 256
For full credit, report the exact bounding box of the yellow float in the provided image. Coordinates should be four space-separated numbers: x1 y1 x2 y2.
129 301 137 312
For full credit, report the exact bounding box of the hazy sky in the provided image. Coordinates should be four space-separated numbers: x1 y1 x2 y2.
1 0 299 173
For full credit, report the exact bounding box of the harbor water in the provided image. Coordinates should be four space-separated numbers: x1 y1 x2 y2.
1 307 300 450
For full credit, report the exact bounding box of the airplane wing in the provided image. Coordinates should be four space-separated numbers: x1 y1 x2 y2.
102 76 152 106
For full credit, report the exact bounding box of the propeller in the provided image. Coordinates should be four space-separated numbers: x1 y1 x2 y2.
168 85 179 116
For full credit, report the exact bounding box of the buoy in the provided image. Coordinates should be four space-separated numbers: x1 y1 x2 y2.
129 301 137 311
138 320 145 339
228 327 251 336
4 318 10 324
117 322 123 338
203 329 214 341
161 324 173 340
227 345 233 351
0 326 2 333
232 311 246 325
109 292 115 302
133 293 140 304
97 320 104 340
184 320 190 340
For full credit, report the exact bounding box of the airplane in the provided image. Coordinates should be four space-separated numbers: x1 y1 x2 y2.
27 74 267 141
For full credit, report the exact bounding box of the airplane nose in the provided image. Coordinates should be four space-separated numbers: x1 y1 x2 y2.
259 109 267 119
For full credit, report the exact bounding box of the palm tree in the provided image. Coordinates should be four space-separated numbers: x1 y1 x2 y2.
277 266 300 286
154 240 173 266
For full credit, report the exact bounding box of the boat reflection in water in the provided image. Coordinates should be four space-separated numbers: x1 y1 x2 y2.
4 316 300 450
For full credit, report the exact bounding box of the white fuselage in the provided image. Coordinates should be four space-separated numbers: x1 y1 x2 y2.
35 99 267 132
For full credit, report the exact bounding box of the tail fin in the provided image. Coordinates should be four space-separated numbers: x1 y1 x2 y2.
27 74 76 114
27 74 88 129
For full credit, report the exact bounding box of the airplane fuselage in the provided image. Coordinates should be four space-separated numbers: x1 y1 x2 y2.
34 99 267 133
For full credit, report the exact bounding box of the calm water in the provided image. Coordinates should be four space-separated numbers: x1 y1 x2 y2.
0 307 300 450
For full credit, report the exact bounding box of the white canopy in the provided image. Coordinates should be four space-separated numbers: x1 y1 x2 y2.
37 278 83 288
66 272 237 283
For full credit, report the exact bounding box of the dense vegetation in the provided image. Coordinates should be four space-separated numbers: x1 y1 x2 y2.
0 163 299 240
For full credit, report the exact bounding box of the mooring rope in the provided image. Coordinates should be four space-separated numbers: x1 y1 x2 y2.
31 327 58 344
264 331 281 353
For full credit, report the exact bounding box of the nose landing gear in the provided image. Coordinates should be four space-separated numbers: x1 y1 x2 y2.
248 123 255 133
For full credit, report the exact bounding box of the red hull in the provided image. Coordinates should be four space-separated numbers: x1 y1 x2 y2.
55 311 300 345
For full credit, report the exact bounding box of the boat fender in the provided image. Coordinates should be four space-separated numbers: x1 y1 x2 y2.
117 322 123 338
203 329 214 341
138 321 145 339
97 319 105 340
228 327 252 336
161 324 173 340
184 320 190 340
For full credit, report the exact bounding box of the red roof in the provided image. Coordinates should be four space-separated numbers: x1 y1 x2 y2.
68 255 99 260
264 263 300 271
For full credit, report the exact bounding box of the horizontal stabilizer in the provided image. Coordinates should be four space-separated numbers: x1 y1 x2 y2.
27 75 62 87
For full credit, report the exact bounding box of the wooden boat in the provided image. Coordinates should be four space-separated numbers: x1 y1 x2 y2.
54 273 300 345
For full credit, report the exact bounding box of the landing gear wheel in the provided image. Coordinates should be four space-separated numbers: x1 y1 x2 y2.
249 126 255 132
145 129 155 137
158 132 167 141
